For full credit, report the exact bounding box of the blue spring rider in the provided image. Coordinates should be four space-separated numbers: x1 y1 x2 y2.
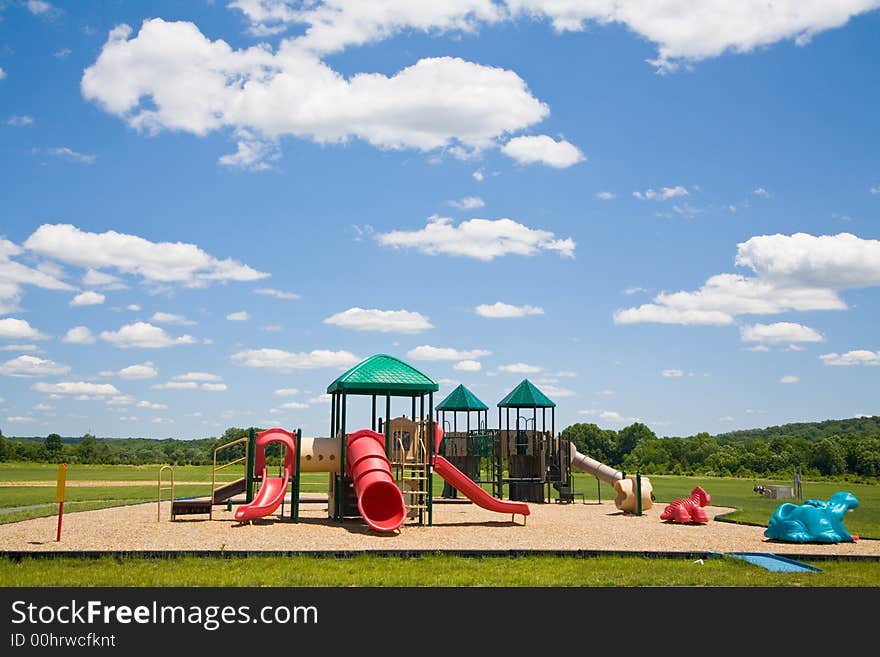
765 491 859 543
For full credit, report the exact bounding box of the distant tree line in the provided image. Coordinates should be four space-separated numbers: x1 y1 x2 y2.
2 416 879 480
561 416 880 480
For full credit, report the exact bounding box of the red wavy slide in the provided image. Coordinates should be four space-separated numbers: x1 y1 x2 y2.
432 425 530 518
234 428 295 522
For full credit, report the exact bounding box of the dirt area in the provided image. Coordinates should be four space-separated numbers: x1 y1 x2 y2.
0 497 876 557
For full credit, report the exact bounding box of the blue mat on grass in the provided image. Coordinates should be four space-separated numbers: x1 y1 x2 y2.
726 552 821 573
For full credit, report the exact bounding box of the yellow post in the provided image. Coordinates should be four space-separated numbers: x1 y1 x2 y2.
55 463 67 542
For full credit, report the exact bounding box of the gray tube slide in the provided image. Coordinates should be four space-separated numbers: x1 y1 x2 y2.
569 444 622 485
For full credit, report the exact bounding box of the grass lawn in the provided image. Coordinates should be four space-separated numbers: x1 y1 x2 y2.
0 553 877 587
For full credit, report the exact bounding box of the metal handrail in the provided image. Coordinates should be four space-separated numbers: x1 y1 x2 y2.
211 436 249 520
157 465 174 522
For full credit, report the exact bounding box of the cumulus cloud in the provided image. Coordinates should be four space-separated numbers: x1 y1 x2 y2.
595 192 616 200
0 355 70 378
0 344 40 352
661 369 684 377
254 288 300 300
633 186 688 200
614 233 879 326
501 135 585 168
32 381 120 396
24 223 267 288
151 381 198 390
81 19 548 165
118 362 158 379
231 348 360 372
137 400 167 410
780 375 799 384
274 388 299 396
83 269 125 289
226 311 250 321
0 318 49 341
0 239 74 314
99 322 196 348
820 350 880 367
45 147 96 164
62 326 96 344
202 383 228 391
740 322 824 344
173 372 222 382
324 307 432 333
378 216 574 261
577 409 639 425
474 301 544 318
70 290 105 306
0 68 6 80
498 362 542 373
6 115 34 127
406 345 491 361
151 312 196 326
453 360 482 372
449 196 485 210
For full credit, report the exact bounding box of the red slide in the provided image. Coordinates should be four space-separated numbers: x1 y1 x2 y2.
432 424 530 517
235 428 295 522
346 429 407 533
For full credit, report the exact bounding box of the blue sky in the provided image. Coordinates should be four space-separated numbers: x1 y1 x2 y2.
1 1 879 440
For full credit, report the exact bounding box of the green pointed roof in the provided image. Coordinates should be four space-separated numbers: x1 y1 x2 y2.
497 379 556 408
436 384 489 412
326 354 438 396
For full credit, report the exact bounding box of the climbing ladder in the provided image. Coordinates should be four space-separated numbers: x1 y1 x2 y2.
390 420 429 524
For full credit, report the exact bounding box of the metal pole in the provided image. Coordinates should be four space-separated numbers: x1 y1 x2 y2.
245 427 256 503
292 428 301 522
371 395 376 432
385 395 391 454
338 393 347 520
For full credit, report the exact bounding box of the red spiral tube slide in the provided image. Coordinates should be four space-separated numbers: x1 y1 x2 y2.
346 429 406 533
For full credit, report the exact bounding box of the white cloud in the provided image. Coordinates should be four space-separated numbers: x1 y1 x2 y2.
137 400 167 410
6 115 34 127
32 403 53 411
99 322 196 348
106 394 136 407
753 187 771 197
119 362 158 379
633 186 688 200
499 362 542 373
62 326 96 344
231 348 360 372
595 192 616 200
324 307 432 333
472 170 484 182
454 360 482 372
173 372 222 382
0 68 6 80
24 223 268 287
274 388 299 396
0 318 49 341
54 48 72 59
780 375 799 384
719 415 735 422
83 269 125 288
308 393 332 405
740 322 824 344
379 216 574 261
7 416 34 423
151 381 199 390
202 383 228 391
82 19 548 164
474 301 544 318
870 186 880 195
745 344 771 353
218 130 281 171
501 135 585 168
46 147 96 164
541 384 574 398
276 401 310 410
0 344 40 352
661 369 684 377
70 290 105 307
449 196 485 210
577 409 638 425
151 312 196 326
0 355 70 378
254 288 300 300
406 345 490 361
32 381 120 396
152 417 174 424
26 1 53 15
505 1 880 72
819 350 880 367
613 233 880 326
0 239 75 314
226 311 250 321
597 389 615 396
126 304 141 311
624 287 647 295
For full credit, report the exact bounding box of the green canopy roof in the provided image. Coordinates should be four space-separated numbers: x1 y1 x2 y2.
436 384 489 412
326 354 438 396
497 379 556 408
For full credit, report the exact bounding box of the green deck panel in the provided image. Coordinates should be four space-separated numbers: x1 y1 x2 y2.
496 379 556 408
326 353 439 396
436 384 489 412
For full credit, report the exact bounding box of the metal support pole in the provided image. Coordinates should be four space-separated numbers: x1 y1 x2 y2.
338 393 347 521
427 392 433 526
385 395 391 454
371 395 376 432
245 427 256 503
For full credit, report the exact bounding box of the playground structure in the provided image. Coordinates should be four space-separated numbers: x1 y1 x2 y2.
764 492 860 543
158 354 651 532
437 379 652 513
660 486 711 524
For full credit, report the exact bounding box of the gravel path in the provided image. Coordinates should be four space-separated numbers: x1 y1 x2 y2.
0 498 875 557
